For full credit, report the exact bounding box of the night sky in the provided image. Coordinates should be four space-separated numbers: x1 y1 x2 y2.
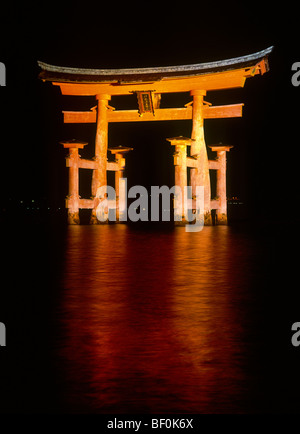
0 3 298 221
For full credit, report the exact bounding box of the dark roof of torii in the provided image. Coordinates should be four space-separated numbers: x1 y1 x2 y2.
38 46 273 84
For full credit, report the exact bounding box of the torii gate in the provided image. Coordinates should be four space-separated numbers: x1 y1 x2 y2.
38 46 273 225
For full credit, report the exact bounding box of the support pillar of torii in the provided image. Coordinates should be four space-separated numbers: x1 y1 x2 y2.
209 145 233 224
167 137 193 222
61 141 87 224
108 145 133 221
61 140 132 224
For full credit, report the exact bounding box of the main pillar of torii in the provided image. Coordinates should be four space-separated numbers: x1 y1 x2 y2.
190 90 211 225
90 94 111 224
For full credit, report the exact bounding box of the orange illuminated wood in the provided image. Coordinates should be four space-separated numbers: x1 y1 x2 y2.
61 141 88 224
79 198 94 209
167 137 193 222
63 110 97 123
190 90 211 224
65 198 95 209
67 158 119 171
186 156 198 168
60 141 87 149
43 47 272 225
258 59 267 75
209 145 233 224
78 159 97 170
63 104 243 123
53 68 249 96
210 199 220 210
203 103 243 119
107 161 119 171
107 108 192 122
208 159 220 170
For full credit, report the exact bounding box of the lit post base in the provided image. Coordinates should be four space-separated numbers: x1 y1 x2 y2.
68 211 80 225
174 219 189 227
90 210 99 225
90 209 109 225
204 211 213 226
216 212 227 225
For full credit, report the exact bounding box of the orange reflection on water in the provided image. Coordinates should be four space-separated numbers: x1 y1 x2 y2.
56 225 260 413
169 227 255 412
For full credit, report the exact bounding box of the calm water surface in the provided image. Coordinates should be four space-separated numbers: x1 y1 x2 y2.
52 224 273 413
2 220 299 414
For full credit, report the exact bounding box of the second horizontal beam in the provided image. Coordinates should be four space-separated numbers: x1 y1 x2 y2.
63 104 243 123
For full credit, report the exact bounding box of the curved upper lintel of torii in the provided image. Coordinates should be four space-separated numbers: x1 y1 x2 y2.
37 46 273 95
